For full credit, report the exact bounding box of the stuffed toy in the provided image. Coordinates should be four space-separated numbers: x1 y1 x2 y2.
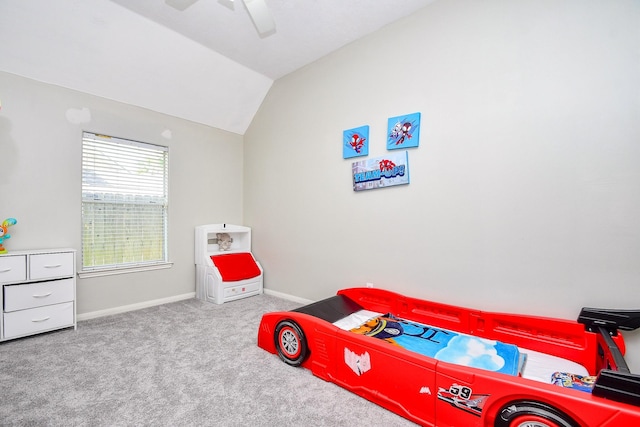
216 232 233 251
0 218 17 254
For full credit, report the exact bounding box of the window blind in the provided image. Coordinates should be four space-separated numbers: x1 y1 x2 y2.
81 132 169 271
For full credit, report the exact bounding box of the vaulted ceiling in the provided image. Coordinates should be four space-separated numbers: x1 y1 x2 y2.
0 0 433 134
0 0 434 134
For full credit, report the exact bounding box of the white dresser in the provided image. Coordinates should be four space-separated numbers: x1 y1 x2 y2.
0 248 76 341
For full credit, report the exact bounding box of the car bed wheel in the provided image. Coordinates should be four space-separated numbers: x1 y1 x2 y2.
495 401 577 427
274 320 308 367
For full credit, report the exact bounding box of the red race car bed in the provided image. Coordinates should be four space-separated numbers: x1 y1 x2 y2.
257 287 640 427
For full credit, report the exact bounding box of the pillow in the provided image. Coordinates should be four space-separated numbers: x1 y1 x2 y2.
551 372 596 392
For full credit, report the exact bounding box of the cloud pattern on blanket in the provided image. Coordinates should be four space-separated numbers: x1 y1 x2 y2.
351 315 522 376
435 335 505 372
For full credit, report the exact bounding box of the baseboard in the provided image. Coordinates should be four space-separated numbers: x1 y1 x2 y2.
78 289 310 321
263 288 314 305
77 292 196 321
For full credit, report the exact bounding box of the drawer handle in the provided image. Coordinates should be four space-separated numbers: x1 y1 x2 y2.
32 317 51 323
44 264 63 268
33 292 53 298
0 268 11 273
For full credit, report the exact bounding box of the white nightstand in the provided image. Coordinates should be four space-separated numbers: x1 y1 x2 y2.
0 248 76 341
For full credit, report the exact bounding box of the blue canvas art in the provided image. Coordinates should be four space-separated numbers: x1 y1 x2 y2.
387 112 421 150
343 125 369 159
352 151 409 192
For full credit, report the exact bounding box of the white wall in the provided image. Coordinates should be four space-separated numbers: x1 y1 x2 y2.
244 0 640 370
0 71 245 315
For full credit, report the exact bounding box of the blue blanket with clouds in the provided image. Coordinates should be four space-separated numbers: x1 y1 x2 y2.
350 314 522 376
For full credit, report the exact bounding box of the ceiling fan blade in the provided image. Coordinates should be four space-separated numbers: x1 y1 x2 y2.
165 0 199 12
242 0 276 36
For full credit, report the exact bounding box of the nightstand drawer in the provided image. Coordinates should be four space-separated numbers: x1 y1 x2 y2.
3 302 74 339
0 255 27 284
29 252 74 280
4 278 74 312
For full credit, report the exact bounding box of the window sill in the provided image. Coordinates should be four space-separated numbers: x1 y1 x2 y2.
78 262 173 279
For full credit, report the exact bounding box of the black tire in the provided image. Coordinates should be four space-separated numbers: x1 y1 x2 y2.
495 400 578 427
274 320 308 367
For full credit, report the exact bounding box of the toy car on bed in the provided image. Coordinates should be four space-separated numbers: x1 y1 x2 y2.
257 288 640 427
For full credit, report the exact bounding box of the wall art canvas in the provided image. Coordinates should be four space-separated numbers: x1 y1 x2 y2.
387 112 421 150
343 125 369 159
352 151 410 192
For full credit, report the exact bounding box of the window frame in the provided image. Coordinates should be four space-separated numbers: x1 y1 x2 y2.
79 132 172 278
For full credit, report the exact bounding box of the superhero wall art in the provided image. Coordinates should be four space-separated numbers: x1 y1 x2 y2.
387 112 420 150
343 125 369 159
352 151 409 192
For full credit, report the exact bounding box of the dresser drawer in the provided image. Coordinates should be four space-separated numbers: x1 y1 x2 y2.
4 278 74 312
29 252 74 280
3 301 74 339
0 255 27 284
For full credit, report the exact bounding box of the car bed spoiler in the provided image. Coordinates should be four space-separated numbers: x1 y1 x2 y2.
577 307 640 407
578 307 640 334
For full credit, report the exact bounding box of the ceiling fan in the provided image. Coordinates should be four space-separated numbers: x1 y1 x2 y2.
165 0 276 37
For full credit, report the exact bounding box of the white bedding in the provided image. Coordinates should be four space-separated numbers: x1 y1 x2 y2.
334 310 589 384
333 310 382 330
520 347 589 383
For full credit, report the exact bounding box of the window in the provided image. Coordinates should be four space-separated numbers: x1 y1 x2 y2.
81 132 169 275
